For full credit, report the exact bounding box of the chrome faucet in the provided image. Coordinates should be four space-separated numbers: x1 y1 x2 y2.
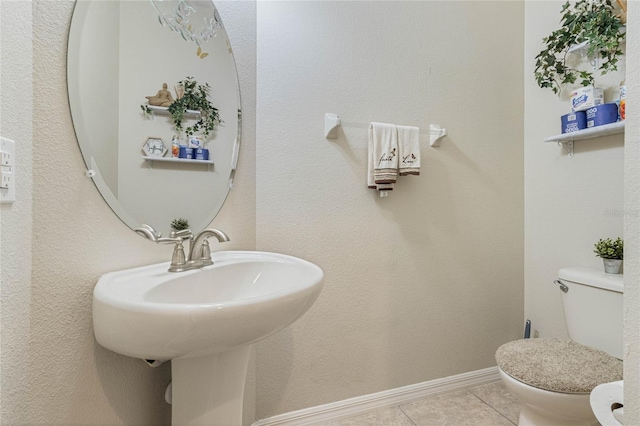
186 228 230 269
134 225 230 272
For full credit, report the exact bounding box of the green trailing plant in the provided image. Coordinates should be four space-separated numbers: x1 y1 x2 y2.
171 218 190 232
168 77 221 138
140 77 222 138
594 237 623 259
534 0 625 94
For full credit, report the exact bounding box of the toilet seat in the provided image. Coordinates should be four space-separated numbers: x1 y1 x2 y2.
496 338 622 394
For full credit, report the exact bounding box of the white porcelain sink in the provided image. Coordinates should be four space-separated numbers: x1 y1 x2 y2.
93 251 324 360
92 251 324 425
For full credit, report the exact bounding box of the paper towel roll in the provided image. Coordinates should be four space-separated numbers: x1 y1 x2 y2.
590 380 624 425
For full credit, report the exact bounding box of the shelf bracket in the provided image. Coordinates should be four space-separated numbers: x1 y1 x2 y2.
557 141 574 157
567 41 599 71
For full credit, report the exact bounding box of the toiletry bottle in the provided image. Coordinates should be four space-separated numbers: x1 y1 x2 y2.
619 81 626 121
171 135 179 158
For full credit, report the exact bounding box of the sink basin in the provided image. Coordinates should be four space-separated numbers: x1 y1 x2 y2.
93 250 324 424
93 251 324 360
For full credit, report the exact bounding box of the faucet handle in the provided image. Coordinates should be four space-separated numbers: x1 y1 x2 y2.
170 229 193 240
167 240 188 272
155 235 189 272
156 236 181 244
135 225 192 273
157 229 193 244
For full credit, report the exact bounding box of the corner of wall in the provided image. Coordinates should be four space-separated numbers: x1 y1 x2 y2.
623 2 640 423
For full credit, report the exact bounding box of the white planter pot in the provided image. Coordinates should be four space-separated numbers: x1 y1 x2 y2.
603 259 622 274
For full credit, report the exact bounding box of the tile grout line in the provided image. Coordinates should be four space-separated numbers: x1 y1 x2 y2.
468 392 517 425
397 404 419 426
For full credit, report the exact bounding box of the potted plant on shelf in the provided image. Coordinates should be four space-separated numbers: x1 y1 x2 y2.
141 77 222 139
594 237 623 274
534 0 626 94
168 77 221 138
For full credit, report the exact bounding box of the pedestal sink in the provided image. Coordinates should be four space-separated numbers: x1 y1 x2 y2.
93 251 324 425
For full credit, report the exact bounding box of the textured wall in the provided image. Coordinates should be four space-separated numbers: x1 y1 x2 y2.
255 1 524 418
24 1 255 424
7 1 635 423
0 1 33 423
524 1 625 340
624 2 639 423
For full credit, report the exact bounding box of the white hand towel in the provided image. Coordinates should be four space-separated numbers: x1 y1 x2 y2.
397 125 420 176
369 122 398 191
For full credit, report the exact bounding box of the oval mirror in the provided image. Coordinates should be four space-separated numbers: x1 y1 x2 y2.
67 0 241 237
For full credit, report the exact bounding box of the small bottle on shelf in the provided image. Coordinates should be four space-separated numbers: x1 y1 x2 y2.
619 81 626 121
171 135 180 158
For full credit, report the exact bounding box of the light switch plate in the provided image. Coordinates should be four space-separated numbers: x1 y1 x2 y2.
1 137 16 203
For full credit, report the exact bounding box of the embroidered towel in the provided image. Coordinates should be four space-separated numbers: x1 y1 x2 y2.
367 152 394 191
397 125 420 176
369 122 398 190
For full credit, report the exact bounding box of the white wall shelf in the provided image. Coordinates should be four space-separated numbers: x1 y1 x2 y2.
142 156 214 166
146 105 201 118
544 121 625 157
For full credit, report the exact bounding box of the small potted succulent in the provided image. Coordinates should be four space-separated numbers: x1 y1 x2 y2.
171 218 190 232
593 237 623 274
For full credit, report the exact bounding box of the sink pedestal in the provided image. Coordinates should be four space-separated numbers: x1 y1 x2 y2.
172 346 252 426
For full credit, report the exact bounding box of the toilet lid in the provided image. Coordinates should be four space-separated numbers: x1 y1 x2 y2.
495 338 622 394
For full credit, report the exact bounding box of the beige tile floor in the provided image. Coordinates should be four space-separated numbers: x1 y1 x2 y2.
319 381 521 426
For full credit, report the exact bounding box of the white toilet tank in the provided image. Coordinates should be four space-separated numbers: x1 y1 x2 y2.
558 267 624 359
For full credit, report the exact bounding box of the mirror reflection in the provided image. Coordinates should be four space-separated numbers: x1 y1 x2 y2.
68 0 241 237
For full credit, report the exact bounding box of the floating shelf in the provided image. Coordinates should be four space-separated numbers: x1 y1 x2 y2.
142 156 214 165
146 105 201 118
544 121 625 157
544 121 625 144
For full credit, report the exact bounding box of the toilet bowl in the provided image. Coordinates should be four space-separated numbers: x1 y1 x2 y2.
499 369 597 426
497 338 622 425
496 268 623 426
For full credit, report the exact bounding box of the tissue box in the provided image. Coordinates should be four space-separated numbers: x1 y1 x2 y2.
571 86 604 112
585 103 619 128
188 136 203 148
561 111 587 133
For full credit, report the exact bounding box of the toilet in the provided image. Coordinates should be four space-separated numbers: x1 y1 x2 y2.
496 267 623 426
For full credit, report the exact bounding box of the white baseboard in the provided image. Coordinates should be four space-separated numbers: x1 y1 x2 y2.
253 366 500 426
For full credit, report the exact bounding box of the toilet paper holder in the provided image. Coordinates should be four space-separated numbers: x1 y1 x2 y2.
590 380 624 426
